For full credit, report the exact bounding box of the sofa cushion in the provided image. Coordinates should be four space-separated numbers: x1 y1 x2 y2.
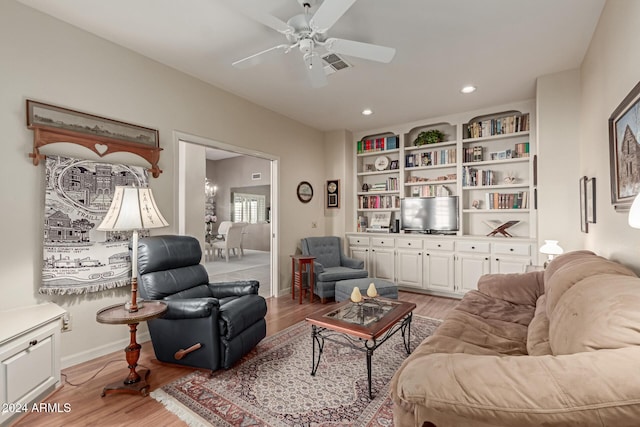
550 274 640 355
544 255 636 317
526 295 552 355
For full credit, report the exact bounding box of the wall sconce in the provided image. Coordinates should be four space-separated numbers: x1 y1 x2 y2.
539 240 563 268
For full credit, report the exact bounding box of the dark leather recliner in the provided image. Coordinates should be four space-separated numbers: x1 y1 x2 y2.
135 235 267 371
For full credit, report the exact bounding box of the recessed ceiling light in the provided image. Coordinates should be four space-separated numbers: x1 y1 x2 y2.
362 108 373 116
461 85 477 94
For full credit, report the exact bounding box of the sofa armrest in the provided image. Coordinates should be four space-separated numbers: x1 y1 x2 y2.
162 298 219 319
476 271 544 306
208 280 259 297
312 261 325 274
341 256 364 270
394 346 640 427
219 294 268 339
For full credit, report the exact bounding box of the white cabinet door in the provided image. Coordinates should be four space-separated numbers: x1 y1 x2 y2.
455 253 490 293
491 256 529 274
371 247 395 281
424 251 455 292
350 246 370 273
396 249 423 288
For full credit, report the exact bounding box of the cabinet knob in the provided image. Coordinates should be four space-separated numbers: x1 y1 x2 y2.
471 246 476 249
485 257 489 261
408 242 411 246
437 244 441 247
496 258 499 261
29 339 38 347
510 248 514 252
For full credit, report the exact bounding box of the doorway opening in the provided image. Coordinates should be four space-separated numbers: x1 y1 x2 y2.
175 131 278 299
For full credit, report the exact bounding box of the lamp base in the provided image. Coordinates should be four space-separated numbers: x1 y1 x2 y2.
125 299 144 312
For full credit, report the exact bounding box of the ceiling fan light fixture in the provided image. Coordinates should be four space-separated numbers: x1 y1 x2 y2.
461 85 477 94
362 108 373 116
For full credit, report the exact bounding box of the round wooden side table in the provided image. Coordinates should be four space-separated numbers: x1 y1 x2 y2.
96 300 167 397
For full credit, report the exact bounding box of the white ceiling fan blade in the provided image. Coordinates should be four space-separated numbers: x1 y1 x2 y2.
325 38 396 63
303 52 327 88
232 44 290 69
310 0 357 33
227 2 293 35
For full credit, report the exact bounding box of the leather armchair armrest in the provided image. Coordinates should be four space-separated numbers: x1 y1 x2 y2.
208 280 259 298
341 256 364 269
162 298 219 320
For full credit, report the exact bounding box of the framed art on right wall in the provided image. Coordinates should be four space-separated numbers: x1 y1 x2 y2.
609 80 640 211
580 176 588 233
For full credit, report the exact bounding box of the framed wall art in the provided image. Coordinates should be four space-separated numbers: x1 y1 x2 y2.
587 177 596 224
608 80 640 211
580 176 588 233
297 181 313 203
326 179 340 209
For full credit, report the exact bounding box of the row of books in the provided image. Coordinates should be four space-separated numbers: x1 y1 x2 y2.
464 141 531 163
483 192 529 210
465 113 530 139
406 148 456 168
358 195 400 209
410 184 452 197
462 167 496 187
366 177 399 192
357 135 399 153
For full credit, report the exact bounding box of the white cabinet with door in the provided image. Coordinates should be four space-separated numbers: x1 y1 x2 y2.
370 237 395 281
491 242 532 273
396 238 423 288
455 241 491 294
348 236 370 273
423 240 455 293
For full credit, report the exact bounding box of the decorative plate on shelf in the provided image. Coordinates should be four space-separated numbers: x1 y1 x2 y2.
374 156 389 171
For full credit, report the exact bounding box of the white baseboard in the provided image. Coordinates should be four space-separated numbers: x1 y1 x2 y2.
61 331 151 369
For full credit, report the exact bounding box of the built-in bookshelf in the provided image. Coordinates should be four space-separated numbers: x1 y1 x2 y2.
352 102 536 238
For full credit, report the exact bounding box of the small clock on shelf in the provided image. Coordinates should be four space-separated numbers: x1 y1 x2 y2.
374 156 389 171
326 179 339 208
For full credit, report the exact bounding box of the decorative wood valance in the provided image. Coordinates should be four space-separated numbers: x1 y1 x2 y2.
29 126 163 178
26 99 163 178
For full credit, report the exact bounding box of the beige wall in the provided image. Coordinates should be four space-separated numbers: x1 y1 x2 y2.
536 69 583 251
0 1 324 366
579 0 640 270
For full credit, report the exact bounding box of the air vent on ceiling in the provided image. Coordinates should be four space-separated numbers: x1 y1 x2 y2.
322 53 351 75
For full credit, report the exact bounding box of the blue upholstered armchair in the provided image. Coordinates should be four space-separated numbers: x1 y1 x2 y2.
301 236 368 303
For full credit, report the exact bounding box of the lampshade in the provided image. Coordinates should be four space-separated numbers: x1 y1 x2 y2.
629 193 640 229
97 186 168 231
539 240 563 257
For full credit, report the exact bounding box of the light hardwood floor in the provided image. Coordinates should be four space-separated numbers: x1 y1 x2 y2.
13 291 458 427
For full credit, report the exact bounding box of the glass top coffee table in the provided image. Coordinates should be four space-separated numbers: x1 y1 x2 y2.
305 297 416 399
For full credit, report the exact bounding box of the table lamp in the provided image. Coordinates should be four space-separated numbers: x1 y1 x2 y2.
97 186 168 312
539 240 563 268
628 193 640 229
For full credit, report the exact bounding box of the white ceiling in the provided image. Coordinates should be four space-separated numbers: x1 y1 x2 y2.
17 0 605 133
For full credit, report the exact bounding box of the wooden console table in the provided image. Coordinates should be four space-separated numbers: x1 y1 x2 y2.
96 301 167 397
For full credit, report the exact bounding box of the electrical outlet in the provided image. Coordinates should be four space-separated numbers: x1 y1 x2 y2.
311 221 318 228
62 312 72 332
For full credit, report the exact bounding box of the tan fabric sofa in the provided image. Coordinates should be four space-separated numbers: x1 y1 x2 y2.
391 250 640 426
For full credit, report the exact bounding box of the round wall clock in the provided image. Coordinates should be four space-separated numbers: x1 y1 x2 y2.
297 181 313 203
374 156 389 171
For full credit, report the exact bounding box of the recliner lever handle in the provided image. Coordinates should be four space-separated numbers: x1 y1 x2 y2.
174 343 202 360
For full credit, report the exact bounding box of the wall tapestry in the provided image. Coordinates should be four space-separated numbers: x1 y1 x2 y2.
40 155 149 295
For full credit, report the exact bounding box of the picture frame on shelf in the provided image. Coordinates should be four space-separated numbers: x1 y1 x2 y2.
580 176 588 233
587 177 596 223
326 179 340 209
608 80 640 211
389 159 399 170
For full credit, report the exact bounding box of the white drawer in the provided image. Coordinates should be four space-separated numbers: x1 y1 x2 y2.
371 237 395 247
424 240 454 251
348 236 370 246
493 243 531 256
397 238 423 249
457 241 490 253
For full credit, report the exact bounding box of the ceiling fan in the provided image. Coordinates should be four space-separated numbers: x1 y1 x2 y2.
230 0 396 88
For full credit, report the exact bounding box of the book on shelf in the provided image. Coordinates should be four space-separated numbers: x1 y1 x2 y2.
358 194 400 209
463 167 495 186
405 148 456 167
483 191 528 209
465 112 530 139
357 135 399 153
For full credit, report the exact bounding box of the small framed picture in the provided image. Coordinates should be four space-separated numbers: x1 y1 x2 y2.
390 159 399 170
587 177 596 223
326 179 340 209
580 176 588 233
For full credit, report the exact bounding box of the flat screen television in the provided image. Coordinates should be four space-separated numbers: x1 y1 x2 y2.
400 196 459 233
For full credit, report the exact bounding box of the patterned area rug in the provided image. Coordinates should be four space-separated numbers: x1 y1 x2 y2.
151 315 441 426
